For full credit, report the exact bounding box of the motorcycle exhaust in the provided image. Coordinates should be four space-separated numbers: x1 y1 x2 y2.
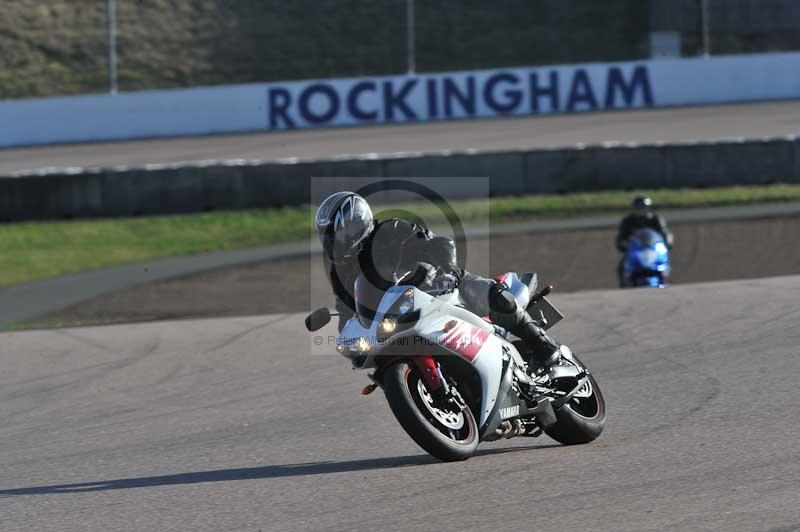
495 419 526 439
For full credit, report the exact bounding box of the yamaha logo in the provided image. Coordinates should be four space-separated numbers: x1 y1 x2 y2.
499 405 520 420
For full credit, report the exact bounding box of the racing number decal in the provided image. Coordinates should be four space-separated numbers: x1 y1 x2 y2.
440 322 490 361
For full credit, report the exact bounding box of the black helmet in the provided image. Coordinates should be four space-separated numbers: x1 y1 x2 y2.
315 192 374 260
632 195 653 210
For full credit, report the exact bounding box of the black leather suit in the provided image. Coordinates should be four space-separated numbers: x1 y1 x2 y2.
323 218 490 331
616 211 674 252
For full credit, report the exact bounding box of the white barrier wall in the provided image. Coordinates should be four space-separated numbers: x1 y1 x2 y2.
2 52 800 147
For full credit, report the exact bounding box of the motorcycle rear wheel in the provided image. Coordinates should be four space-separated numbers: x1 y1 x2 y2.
383 361 479 462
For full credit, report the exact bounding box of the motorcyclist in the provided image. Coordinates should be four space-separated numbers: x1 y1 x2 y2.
615 195 674 286
315 191 560 367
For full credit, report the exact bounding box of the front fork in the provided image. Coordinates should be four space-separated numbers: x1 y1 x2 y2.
413 355 449 395
372 355 449 396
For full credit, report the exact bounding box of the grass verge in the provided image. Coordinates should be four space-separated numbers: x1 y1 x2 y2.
2 184 800 288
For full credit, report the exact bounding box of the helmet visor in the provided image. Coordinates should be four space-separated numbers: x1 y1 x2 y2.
333 212 371 245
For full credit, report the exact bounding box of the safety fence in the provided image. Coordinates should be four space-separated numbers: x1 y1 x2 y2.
3 0 800 101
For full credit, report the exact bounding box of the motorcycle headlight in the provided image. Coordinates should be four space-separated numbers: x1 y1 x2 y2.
635 249 657 267
356 336 372 353
378 289 420 339
379 317 398 334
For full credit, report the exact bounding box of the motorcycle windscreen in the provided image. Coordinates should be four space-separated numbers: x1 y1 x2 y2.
353 274 387 328
630 228 664 247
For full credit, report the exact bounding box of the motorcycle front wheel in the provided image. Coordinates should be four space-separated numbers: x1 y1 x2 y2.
383 361 479 462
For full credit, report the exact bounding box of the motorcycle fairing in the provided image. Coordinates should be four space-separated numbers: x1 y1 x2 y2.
438 320 490 361
479 356 522 438
624 229 671 287
416 307 510 427
339 283 532 428
479 356 559 440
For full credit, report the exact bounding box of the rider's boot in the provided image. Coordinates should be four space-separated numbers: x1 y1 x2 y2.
488 282 560 367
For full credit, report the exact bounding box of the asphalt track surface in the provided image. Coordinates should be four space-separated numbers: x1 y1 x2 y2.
3 100 800 175
3 202 799 331
35 212 800 327
1 275 799 532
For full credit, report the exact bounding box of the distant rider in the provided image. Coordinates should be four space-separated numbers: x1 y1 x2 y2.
615 195 674 286
315 191 560 367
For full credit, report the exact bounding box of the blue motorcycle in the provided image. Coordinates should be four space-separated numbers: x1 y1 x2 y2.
622 228 671 288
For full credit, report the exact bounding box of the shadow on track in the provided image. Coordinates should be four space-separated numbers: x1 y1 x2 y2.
0 444 559 497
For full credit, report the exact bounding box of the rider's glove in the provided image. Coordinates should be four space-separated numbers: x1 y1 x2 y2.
412 262 438 289
432 273 458 293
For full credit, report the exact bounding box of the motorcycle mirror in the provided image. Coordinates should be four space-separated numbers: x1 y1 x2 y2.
305 307 332 332
531 285 553 303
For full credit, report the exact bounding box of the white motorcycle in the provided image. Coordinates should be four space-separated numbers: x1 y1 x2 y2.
306 271 606 462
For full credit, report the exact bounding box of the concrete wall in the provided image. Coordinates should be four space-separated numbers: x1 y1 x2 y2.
5 52 800 147
2 137 798 222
